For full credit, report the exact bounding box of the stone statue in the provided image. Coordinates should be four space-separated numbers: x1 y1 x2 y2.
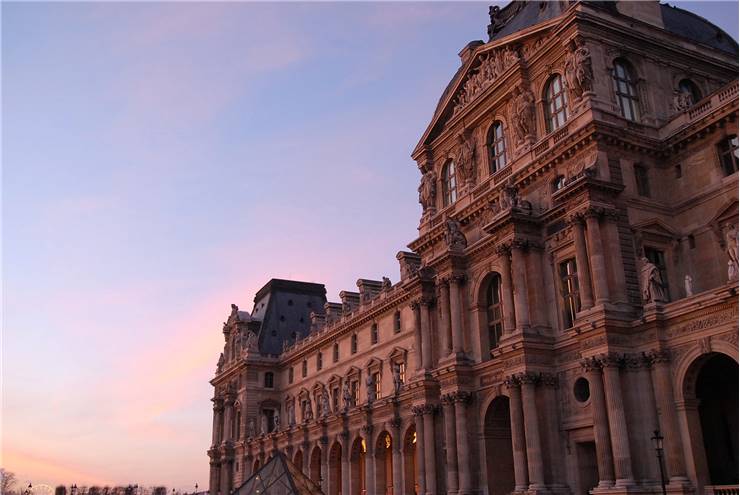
320 388 331 418
445 218 468 251
366 374 376 404
287 400 296 426
418 170 437 211
564 38 592 99
640 256 667 303
216 353 225 373
509 86 535 146
487 5 504 40
392 363 403 395
230 304 239 318
304 399 314 422
247 417 256 438
273 411 280 430
381 276 392 291
455 133 477 186
260 415 267 436
342 380 353 410
673 90 693 113
725 224 738 281
684 274 694 297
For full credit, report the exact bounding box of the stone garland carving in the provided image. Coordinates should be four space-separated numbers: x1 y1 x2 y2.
508 86 536 148
563 37 593 100
639 256 668 303
445 218 468 251
452 46 521 116
725 224 738 281
418 169 437 212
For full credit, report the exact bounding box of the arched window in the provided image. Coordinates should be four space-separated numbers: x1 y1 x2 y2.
545 74 569 132
678 79 702 106
264 371 274 388
487 121 508 173
612 59 640 121
486 274 504 350
442 160 457 206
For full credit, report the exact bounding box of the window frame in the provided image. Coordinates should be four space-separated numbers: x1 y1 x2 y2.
612 59 640 121
544 74 569 132
264 371 274 388
370 323 379 345
718 135 739 177
634 164 651 197
487 121 508 174
485 273 504 351
442 160 458 206
558 258 581 329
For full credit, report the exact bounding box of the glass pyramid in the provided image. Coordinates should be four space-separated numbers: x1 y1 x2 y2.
232 453 324 495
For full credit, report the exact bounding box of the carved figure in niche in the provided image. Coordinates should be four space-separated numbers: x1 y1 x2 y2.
418 169 437 211
640 256 668 303
216 353 225 373
564 37 593 99
725 224 738 281
366 373 376 404
455 133 477 186
729 261 738 282
392 363 403 395
342 380 353 411
381 277 392 291
673 90 693 113
247 417 256 438
287 399 296 426
304 399 314 422
260 414 267 436
445 218 468 250
273 411 280 430
684 275 694 297
320 388 331 418
509 86 535 146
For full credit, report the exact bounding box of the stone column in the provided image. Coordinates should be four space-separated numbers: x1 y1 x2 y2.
650 351 689 481
519 374 545 489
363 426 376 495
438 279 452 357
506 377 529 491
541 374 567 487
341 434 351 495
420 299 434 370
412 302 423 370
449 275 465 356
209 461 219 495
603 210 628 303
570 215 594 309
391 418 404 495
497 245 516 334
423 406 438 495
601 355 635 486
511 241 531 330
441 396 459 494
454 392 472 494
581 358 615 487
320 439 329 494
585 209 611 304
212 398 224 446
413 407 427 495
220 460 232 495
223 396 235 443
302 443 310 475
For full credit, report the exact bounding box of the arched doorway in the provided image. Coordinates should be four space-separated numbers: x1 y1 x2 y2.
693 353 739 486
403 425 418 495
350 437 366 495
253 458 261 474
293 450 304 475
329 441 342 495
484 396 515 495
375 431 393 494
310 446 322 485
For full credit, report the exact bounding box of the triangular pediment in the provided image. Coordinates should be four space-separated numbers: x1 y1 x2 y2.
709 200 738 227
632 218 679 238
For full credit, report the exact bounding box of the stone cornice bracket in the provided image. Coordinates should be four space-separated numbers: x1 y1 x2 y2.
580 356 602 372
503 375 521 388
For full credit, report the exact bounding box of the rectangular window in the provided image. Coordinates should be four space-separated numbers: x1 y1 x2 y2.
351 334 358 354
288 367 294 384
399 362 406 384
333 343 339 362
350 380 359 406
317 352 323 371
393 311 401 333
302 360 307 378
373 372 381 399
718 135 739 176
559 258 581 328
644 247 670 300
634 164 650 197
371 323 378 345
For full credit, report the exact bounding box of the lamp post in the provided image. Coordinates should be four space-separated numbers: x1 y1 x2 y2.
652 429 667 495
194 484 198 495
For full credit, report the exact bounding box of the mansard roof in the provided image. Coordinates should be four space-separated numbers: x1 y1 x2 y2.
660 3 738 55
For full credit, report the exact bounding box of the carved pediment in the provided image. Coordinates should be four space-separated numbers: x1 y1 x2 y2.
632 218 679 239
345 365 361 378
365 357 383 372
387 347 408 365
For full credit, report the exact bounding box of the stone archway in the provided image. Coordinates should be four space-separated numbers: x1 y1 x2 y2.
403 425 418 495
310 445 322 486
328 441 342 495
375 430 394 494
293 450 304 475
483 396 515 495
350 437 366 495
687 353 739 487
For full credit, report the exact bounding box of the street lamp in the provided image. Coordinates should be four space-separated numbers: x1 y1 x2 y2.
652 429 667 495
194 484 198 495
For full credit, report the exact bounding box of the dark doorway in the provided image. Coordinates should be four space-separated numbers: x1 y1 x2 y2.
576 441 599 495
484 396 515 495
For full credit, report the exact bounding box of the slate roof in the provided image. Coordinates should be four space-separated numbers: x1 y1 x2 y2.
660 2 738 55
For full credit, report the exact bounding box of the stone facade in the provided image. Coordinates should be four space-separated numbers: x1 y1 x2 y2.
208 2 739 495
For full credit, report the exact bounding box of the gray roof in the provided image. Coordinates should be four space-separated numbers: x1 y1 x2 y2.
660 3 738 55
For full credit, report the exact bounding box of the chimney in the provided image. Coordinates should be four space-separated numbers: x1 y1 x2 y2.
615 0 664 29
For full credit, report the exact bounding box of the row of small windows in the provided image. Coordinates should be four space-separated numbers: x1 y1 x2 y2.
287 311 403 384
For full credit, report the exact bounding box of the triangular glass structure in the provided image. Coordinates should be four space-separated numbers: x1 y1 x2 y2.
232 453 324 495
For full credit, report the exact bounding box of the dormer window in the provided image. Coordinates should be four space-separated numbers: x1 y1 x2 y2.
442 160 458 206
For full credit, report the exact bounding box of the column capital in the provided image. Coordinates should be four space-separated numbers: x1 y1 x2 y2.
409 300 420 310
580 356 603 372
584 206 604 219
567 211 586 226
599 352 624 369
412 403 438 416
602 208 620 222
540 372 559 388
389 417 402 430
504 375 521 388
420 295 436 307
647 349 672 364
517 372 540 386
511 238 530 251
452 390 472 404
450 273 467 285
437 276 450 287
495 241 512 256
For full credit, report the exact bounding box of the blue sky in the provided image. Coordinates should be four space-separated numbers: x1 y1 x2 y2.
2 1 737 489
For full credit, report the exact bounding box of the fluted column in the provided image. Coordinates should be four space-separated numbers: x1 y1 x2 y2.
570 215 594 309
423 406 438 495
420 299 434 370
496 245 516 334
363 426 376 495
209 461 219 495
411 302 423 370
650 350 689 481
391 418 403 495
449 275 465 355
441 396 459 494
581 358 615 487
220 461 232 495
601 354 635 486
505 377 529 490
413 407 427 495
519 374 545 489
585 209 610 304
454 392 472 494
511 241 531 330
438 279 452 357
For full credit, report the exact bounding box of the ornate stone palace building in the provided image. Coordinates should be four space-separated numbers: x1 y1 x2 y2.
208 2 739 495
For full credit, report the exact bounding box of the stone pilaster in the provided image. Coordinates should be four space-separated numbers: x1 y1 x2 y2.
441 395 459 494
453 392 473 494
420 298 434 370
390 417 404 495
362 424 376 495
411 301 423 370
505 376 529 491
449 275 465 356
496 244 516 334
422 405 438 495
569 214 594 310
581 358 615 487
519 373 545 490
412 406 427 495
511 240 531 330
585 208 611 304
601 354 635 486
438 278 452 356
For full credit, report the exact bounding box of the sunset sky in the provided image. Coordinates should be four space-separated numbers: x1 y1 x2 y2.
3 1 737 490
